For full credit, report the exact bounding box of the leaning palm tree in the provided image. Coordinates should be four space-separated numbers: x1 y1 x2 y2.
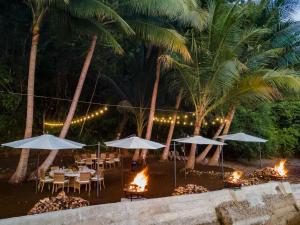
32 1 135 175
120 0 208 160
11 0 132 183
180 0 288 169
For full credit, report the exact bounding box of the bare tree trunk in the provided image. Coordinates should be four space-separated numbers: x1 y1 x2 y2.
186 115 203 169
208 106 236 166
161 92 182 161
9 31 40 183
195 123 225 164
35 35 98 173
141 49 162 160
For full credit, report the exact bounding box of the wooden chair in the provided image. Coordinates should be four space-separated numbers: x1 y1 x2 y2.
50 166 59 171
74 172 91 195
96 158 104 168
114 153 121 167
38 168 53 192
85 158 94 168
106 153 115 168
81 154 87 160
52 173 69 194
91 153 97 159
74 155 85 166
91 169 105 190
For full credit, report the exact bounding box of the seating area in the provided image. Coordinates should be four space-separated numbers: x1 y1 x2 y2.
38 162 106 196
74 152 121 169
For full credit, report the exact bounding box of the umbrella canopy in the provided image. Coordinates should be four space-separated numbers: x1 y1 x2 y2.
173 136 226 145
105 136 165 149
218 132 267 143
2 134 85 150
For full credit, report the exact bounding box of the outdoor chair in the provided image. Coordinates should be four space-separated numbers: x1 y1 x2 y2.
91 169 105 190
100 153 106 161
74 155 85 166
50 166 59 171
106 153 115 168
74 172 91 195
52 173 69 194
81 154 87 160
114 153 121 167
38 168 53 192
96 158 104 168
168 152 173 160
91 153 97 159
85 158 94 168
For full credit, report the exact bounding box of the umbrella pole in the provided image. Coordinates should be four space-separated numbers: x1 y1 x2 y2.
259 143 262 169
121 148 123 189
184 143 186 181
221 146 224 182
96 142 100 197
173 142 176 188
35 151 40 193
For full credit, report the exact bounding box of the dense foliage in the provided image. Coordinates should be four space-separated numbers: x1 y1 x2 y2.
0 0 299 170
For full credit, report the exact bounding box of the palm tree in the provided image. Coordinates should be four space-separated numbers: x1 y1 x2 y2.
122 0 208 160
10 0 122 183
33 1 134 174
179 1 300 169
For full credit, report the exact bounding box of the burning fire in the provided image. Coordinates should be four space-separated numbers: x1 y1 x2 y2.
130 168 149 192
274 160 288 177
230 171 243 183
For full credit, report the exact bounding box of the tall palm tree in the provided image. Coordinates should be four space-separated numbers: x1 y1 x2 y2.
11 0 129 183
32 1 135 174
122 0 208 160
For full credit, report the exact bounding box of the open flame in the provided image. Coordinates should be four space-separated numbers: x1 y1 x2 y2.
274 160 288 177
230 171 243 183
130 168 149 192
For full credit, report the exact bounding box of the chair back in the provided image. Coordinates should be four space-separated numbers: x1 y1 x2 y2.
74 155 81 161
51 166 59 171
91 153 97 158
97 158 103 164
100 153 106 160
53 173 65 182
109 153 115 160
79 172 91 182
86 158 93 164
39 168 46 179
97 169 104 178
81 154 87 159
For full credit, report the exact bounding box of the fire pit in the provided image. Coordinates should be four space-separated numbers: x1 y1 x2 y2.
224 171 243 189
123 168 148 201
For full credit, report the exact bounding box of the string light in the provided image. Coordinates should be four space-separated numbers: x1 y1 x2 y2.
44 106 108 128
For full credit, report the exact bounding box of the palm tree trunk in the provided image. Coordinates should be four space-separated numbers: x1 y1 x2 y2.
161 92 182 161
208 106 236 166
9 31 40 183
195 123 225 164
36 35 98 173
141 49 162 160
186 114 203 169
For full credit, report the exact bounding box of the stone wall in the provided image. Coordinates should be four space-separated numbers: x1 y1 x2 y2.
1 182 300 225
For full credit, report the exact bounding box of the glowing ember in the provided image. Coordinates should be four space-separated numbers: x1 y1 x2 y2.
129 168 149 192
274 160 288 177
229 171 243 183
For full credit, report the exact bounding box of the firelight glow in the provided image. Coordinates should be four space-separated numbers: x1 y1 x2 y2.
274 160 288 177
130 168 149 192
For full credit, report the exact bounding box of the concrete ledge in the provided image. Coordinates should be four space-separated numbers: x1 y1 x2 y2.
0 182 298 225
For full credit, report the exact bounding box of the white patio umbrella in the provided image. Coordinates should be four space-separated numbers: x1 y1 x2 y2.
173 136 226 187
2 134 85 191
105 136 165 149
2 134 85 149
218 132 267 168
105 136 165 187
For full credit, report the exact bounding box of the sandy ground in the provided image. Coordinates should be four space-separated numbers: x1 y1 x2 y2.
0 151 299 219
